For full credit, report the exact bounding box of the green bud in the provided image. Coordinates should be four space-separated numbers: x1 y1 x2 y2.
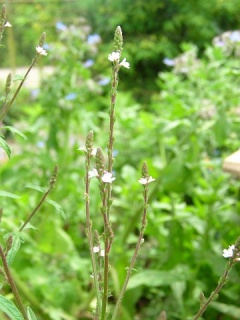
113 26 123 55
5 73 11 95
1 5 6 21
142 161 149 178
96 147 105 173
85 130 93 150
235 236 240 251
49 165 58 187
38 32 46 47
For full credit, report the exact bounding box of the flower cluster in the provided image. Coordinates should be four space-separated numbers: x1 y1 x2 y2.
222 244 240 261
108 51 130 69
88 169 116 183
36 46 47 56
138 176 155 185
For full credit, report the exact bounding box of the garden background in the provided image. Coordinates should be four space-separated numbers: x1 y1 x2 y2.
1 0 240 319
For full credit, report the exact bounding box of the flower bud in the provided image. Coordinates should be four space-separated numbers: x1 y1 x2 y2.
96 147 105 173
142 161 149 178
113 26 123 55
38 32 46 47
85 130 93 150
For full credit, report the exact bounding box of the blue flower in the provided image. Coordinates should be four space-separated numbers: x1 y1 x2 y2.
65 93 77 101
97 77 110 86
87 34 101 45
83 59 94 68
56 21 67 31
163 58 175 66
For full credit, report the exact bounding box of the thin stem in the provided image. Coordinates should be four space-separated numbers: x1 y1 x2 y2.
85 153 102 318
19 165 58 232
111 185 149 320
193 259 235 320
100 61 119 320
0 55 40 122
0 245 28 320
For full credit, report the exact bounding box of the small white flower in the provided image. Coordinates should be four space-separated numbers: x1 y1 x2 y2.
119 58 130 69
93 246 100 253
100 249 105 257
78 145 97 156
88 168 99 179
138 176 155 185
108 51 120 62
4 21 12 28
36 46 47 56
222 245 235 258
101 172 115 183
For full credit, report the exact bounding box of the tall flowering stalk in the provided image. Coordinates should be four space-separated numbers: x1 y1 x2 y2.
82 26 155 320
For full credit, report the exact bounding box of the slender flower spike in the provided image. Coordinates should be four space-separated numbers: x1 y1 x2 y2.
138 176 155 185
108 51 120 62
119 58 130 69
222 245 235 258
88 169 99 179
36 46 47 56
101 172 116 183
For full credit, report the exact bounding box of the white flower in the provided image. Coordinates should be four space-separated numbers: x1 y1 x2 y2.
78 146 97 156
100 249 105 257
93 246 100 253
119 58 130 69
36 46 47 56
108 51 120 62
222 245 235 258
4 21 12 28
138 176 155 185
101 172 115 183
88 168 99 179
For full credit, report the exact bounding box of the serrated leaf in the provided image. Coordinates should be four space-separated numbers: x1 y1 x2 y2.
27 306 39 320
0 190 20 199
0 136 11 158
0 295 24 320
6 232 23 266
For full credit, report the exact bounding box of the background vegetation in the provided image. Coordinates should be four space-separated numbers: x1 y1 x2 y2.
1 1 240 319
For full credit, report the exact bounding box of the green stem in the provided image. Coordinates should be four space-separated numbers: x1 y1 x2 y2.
19 166 57 232
0 54 40 122
111 185 149 320
193 259 234 320
85 156 102 318
0 245 28 320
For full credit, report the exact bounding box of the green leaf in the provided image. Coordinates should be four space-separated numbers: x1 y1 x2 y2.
0 295 24 320
0 190 20 199
27 306 39 320
6 232 23 266
46 199 66 219
0 136 11 158
127 266 190 290
13 74 25 82
2 126 27 140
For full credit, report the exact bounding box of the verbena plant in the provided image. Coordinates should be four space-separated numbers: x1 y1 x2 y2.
1 4 240 320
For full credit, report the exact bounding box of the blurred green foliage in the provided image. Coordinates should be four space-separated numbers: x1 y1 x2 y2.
1 1 240 320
